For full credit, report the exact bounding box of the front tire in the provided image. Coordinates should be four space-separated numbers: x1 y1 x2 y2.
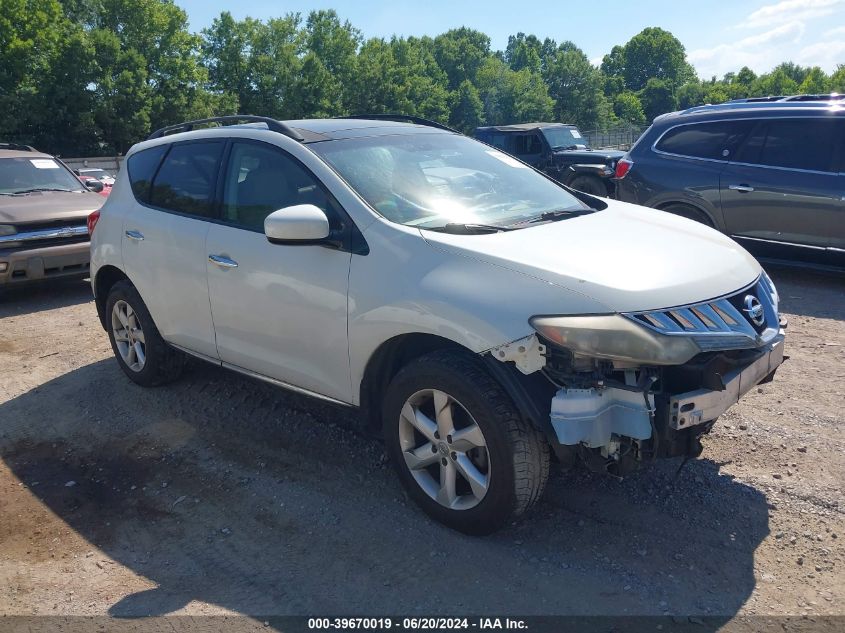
105 280 186 387
382 350 549 535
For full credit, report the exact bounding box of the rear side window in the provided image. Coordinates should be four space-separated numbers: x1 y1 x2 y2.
149 142 224 217
655 121 753 160
734 119 838 172
509 134 542 155
127 145 167 202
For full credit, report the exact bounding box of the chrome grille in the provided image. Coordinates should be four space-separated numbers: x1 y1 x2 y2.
624 274 780 351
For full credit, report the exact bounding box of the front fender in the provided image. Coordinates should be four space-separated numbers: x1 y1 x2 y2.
347 220 611 405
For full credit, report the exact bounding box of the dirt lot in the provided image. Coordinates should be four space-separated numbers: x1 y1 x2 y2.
0 268 843 627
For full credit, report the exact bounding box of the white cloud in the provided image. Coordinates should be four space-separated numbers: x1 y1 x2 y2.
688 21 806 78
796 40 845 69
745 0 845 28
823 25 845 37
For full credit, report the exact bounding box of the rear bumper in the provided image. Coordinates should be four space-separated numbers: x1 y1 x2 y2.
0 241 90 285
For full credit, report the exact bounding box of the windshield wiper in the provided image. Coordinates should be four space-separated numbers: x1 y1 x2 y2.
12 187 76 194
427 223 513 234
509 208 594 227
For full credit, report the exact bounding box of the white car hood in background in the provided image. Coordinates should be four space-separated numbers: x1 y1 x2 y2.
421 203 762 314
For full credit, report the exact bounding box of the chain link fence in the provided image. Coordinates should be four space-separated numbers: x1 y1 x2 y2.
582 124 649 151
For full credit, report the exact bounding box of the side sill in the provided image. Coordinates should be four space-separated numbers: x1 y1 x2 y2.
169 343 355 409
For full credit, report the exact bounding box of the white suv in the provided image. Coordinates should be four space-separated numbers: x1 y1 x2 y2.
89 115 785 534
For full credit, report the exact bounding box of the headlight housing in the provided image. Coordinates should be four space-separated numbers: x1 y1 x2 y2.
530 314 701 366
0 224 16 237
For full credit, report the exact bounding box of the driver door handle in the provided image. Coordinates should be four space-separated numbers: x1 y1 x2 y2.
728 184 755 193
208 254 238 268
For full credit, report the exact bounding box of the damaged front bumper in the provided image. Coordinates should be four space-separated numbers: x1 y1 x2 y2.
668 335 784 431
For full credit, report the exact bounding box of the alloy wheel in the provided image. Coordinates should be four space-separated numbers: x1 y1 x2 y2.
111 299 146 372
398 389 490 510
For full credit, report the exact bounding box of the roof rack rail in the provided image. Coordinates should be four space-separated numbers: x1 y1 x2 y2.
147 115 304 141
338 113 459 133
727 93 843 104
0 142 37 152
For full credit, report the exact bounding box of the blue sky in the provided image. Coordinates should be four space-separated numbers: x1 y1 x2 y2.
179 0 845 79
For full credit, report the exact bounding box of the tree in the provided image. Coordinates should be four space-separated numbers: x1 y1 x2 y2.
639 78 677 121
449 80 483 132
613 91 645 124
830 64 845 92
620 27 689 91
433 27 490 89
751 69 798 97
504 32 543 74
799 67 829 94
545 42 613 130
676 81 706 109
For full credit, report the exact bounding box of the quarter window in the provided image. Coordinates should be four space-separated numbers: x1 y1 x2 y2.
221 142 336 232
734 119 838 172
126 145 167 203
655 121 754 160
149 141 224 217
510 134 542 155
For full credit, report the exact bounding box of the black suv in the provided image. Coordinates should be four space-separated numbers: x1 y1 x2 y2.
615 99 845 270
474 123 623 196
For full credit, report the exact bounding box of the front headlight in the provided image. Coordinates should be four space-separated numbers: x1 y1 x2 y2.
530 314 700 365
0 224 16 236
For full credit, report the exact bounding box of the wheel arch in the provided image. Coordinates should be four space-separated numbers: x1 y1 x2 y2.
93 265 130 330
655 200 719 229
359 333 472 435
359 333 559 446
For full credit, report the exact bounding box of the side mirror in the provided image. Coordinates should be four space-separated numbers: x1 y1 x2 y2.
85 179 104 193
264 204 331 244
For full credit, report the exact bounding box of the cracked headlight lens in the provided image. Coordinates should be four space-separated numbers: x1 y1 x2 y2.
530 314 700 365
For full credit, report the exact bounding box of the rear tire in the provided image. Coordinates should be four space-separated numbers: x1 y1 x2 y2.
568 175 607 196
382 350 549 535
105 280 186 387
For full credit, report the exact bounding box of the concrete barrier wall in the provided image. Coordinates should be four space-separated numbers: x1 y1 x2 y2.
61 156 124 174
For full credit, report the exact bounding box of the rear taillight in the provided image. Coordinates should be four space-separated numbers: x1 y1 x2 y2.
615 157 633 179
87 210 101 235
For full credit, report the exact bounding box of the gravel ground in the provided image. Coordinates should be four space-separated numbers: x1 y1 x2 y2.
0 268 843 627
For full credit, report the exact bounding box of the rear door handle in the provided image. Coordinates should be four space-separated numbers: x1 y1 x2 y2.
208 254 238 268
125 230 144 241
728 184 755 193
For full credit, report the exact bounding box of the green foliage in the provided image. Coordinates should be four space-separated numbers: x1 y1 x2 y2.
2 3 842 155
545 42 614 130
639 78 677 121
449 80 483 133
613 92 645 125
619 27 690 91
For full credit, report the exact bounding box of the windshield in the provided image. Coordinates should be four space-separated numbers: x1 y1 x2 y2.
80 169 110 178
541 127 588 149
0 157 85 194
312 133 591 229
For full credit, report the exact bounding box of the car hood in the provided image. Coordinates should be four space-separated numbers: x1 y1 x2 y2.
0 190 104 225
553 149 625 162
420 202 761 313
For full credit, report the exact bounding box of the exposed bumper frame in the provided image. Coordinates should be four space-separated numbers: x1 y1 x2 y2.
668 334 785 430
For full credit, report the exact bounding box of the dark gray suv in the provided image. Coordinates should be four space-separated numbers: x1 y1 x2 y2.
615 100 845 270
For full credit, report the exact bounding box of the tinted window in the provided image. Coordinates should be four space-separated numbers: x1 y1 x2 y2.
127 145 167 202
150 142 224 217
735 119 838 172
510 134 542 155
656 121 753 160
222 142 335 232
